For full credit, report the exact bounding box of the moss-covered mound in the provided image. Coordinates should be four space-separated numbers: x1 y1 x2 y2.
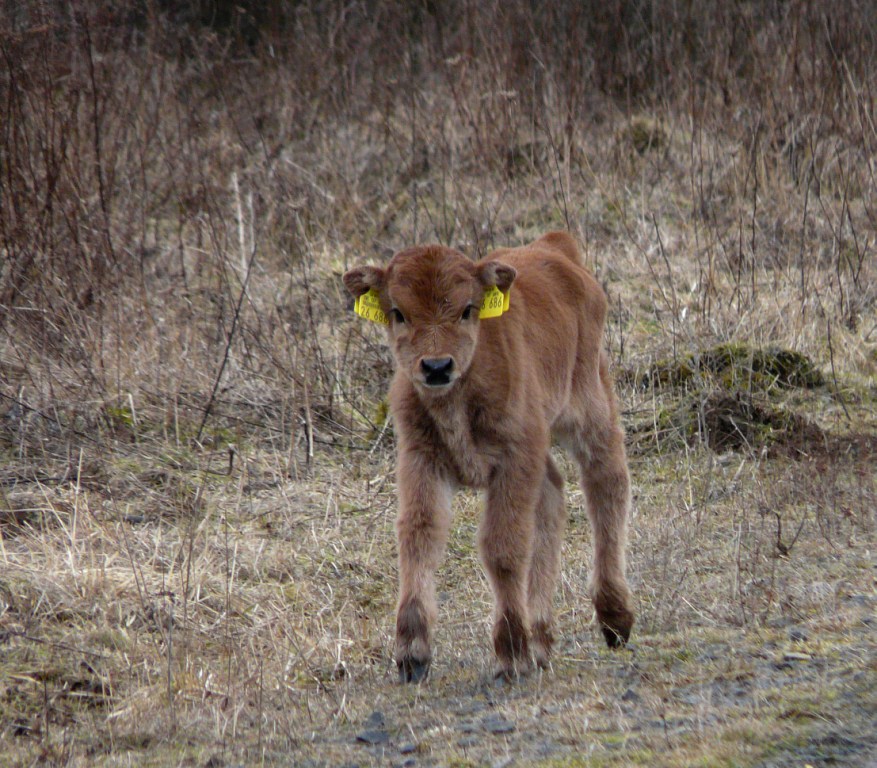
634 343 825 392
625 344 832 456
698 391 826 454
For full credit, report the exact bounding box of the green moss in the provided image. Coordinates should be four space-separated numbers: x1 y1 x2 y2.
673 647 696 662
623 118 667 154
198 425 238 448
635 343 824 394
622 748 659 765
626 343 831 456
628 387 826 456
105 404 135 429
697 391 826 453
373 398 389 427
367 398 391 440
645 360 696 389
697 343 824 389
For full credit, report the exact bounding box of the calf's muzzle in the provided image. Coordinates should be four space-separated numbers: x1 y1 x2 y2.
420 356 455 387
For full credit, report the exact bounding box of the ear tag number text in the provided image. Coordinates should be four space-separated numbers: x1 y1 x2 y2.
479 286 510 319
354 288 389 325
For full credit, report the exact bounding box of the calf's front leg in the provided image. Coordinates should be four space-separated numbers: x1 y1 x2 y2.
480 457 543 679
395 452 452 683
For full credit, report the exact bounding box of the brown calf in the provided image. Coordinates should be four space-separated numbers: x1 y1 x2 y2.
344 231 633 681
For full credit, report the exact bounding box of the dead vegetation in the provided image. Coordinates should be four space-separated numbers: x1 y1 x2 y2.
1 1 875 766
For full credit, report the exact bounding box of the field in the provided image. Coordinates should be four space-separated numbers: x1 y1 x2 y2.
1 2 875 766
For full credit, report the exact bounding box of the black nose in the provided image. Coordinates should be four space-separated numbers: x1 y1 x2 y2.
420 357 454 386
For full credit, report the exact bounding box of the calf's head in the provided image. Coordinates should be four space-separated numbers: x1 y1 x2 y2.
344 246 516 395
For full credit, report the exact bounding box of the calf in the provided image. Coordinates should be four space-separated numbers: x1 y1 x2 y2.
344 231 633 681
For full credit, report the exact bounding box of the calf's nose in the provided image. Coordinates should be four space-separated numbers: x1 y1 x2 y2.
420 356 454 386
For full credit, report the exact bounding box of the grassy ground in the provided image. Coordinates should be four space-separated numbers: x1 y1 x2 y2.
1 3 875 766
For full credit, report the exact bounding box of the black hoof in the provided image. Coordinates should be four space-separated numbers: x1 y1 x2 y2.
601 624 631 649
398 657 430 684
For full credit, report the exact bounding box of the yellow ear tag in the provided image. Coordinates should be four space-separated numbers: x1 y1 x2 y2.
479 285 510 319
354 288 389 324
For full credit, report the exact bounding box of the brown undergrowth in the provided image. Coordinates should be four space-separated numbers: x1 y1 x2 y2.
1 2 875 766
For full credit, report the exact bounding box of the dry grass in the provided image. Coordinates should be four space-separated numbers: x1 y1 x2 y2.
1 2 875 766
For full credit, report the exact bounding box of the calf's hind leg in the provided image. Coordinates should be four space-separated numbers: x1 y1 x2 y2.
527 455 567 668
563 362 634 647
579 422 634 647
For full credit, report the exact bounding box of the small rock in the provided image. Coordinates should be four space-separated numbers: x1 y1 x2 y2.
399 743 417 754
356 710 390 745
356 729 390 745
621 687 641 703
783 651 812 662
846 594 875 606
788 628 809 643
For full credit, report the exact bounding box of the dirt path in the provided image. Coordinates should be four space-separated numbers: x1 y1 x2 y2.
279 593 876 767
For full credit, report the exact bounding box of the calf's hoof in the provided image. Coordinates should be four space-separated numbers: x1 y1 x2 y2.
397 657 430 684
601 624 631 648
530 620 554 669
493 611 532 681
598 606 634 648
593 588 635 649
396 599 432 683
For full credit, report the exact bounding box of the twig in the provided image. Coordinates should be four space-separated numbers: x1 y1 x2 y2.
0 392 103 446
368 416 392 458
827 319 852 422
80 11 116 268
652 215 680 361
196 192 258 443
166 591 176 732
6 630 109 660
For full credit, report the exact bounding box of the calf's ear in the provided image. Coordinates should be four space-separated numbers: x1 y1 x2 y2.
343 265 385 298
476 261 517 292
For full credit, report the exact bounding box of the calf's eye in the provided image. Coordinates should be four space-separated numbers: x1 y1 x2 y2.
461 305 475 321
390 308 406 324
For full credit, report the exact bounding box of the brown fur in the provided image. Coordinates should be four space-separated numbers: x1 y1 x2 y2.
344 231 634 681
